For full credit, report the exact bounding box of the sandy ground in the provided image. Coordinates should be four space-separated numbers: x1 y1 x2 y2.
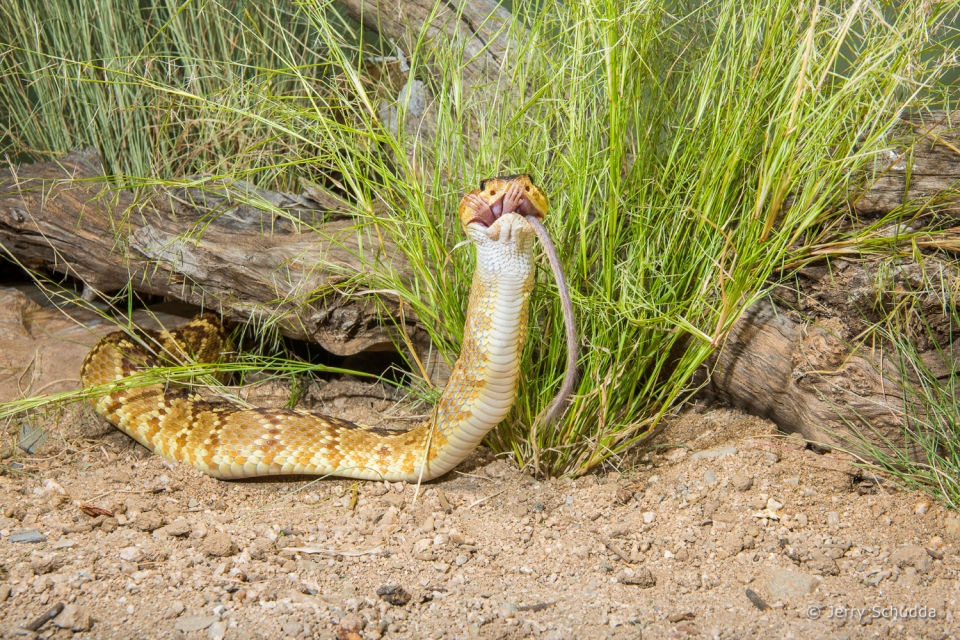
1 285 959 639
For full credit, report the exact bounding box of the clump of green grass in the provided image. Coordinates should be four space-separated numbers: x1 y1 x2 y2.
1 0 959 479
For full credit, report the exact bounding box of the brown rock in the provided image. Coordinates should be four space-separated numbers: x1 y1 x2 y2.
733 473 753 491
944 516 960 538
376 584 412 606
766 569 820 599
805 551 840 576
617 568 657 588
890 545 932 574
702 501 720 518
30 552 63 575
203 532 238 557
722 532 744 555
100 517 118 532
134 511 164 532
52 603 92 632
339 614 365 633
161 518 191 537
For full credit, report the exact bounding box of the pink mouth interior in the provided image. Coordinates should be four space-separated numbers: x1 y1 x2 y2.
469 195 544 228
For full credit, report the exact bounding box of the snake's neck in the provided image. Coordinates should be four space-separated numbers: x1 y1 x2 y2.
417 236 535 479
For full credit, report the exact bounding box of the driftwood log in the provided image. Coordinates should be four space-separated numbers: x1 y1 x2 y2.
0 149 424 362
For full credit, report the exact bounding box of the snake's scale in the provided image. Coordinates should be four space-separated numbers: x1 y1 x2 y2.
81 176 553 482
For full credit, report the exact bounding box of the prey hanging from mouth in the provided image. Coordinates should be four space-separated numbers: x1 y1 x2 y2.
460 174 548 228
457 174 578 426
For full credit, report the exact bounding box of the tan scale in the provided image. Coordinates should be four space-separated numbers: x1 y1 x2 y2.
81 175 550 481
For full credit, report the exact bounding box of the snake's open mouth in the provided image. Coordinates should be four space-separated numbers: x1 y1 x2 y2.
458 174 548 229
467 195 545 228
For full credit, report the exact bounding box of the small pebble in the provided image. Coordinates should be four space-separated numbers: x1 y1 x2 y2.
339 614 365 633
376 584 411 606
745 588 769 611
161 518 191 537
762 451 781 464
203 532 238 557
119 547 143 562
174 615 217 633
207 620 227 640
617 568 656 588
732 474 753 492
162 601 185 619
134 510 163 532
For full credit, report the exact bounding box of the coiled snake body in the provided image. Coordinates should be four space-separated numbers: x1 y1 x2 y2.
81 176 566 482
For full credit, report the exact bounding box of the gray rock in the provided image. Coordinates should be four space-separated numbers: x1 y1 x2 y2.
207 620 227 640
52 603 92 632
704 470 717 485
10 530 46 543
175 615 217 633
690 446 738 461
17 423 47 454
766 569 821 599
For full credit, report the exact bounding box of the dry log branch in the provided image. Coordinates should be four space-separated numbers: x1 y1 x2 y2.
340 0 516 90
0 149 413 358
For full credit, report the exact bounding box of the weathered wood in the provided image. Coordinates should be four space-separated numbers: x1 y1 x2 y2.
0 149 413 358
340 0 515 89
855 111 960 218
707 299 917 458
705 253 959 460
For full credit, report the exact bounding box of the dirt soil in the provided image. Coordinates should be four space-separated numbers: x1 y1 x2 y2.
1 287 959 640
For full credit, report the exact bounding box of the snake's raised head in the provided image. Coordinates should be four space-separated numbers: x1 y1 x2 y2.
458 175 548 235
